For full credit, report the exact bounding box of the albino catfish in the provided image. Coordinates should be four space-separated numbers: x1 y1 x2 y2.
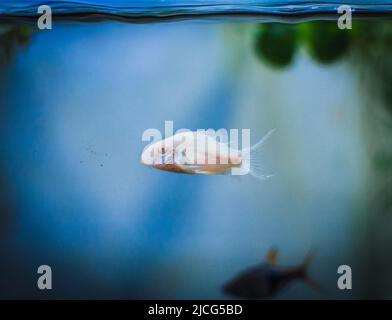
141 129 275 179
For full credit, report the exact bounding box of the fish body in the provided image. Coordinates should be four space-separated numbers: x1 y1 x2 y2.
141 130 274 179
223 249 316 299
224 264 305 299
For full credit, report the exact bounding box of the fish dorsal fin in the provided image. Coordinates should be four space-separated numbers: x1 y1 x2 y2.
266 248 278 265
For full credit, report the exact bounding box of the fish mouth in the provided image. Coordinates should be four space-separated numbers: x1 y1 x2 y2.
222 282 233 293
141 160 167 168
140 157 154 167
140 156 166 167
141 156 173 167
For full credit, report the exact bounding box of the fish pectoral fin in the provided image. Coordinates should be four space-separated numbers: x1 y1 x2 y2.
265 247 279 265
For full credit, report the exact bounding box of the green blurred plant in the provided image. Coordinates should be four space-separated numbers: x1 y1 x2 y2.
0 26 33 67
300 22 350 64
254 23 298 68
253 21 352 68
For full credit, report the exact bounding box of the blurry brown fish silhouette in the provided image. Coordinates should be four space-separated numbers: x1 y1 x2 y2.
223 248 318 299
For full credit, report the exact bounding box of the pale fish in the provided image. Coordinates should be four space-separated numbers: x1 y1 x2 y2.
141 129 275 179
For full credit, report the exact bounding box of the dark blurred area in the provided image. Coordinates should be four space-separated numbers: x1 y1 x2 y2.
0 26 33 68
0 26 33 234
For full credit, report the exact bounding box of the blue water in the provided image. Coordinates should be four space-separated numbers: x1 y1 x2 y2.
1 0 392 19
1 0 392 301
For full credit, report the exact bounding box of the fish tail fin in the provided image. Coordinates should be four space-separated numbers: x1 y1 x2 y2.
299 250 322 292
240 129 275 180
